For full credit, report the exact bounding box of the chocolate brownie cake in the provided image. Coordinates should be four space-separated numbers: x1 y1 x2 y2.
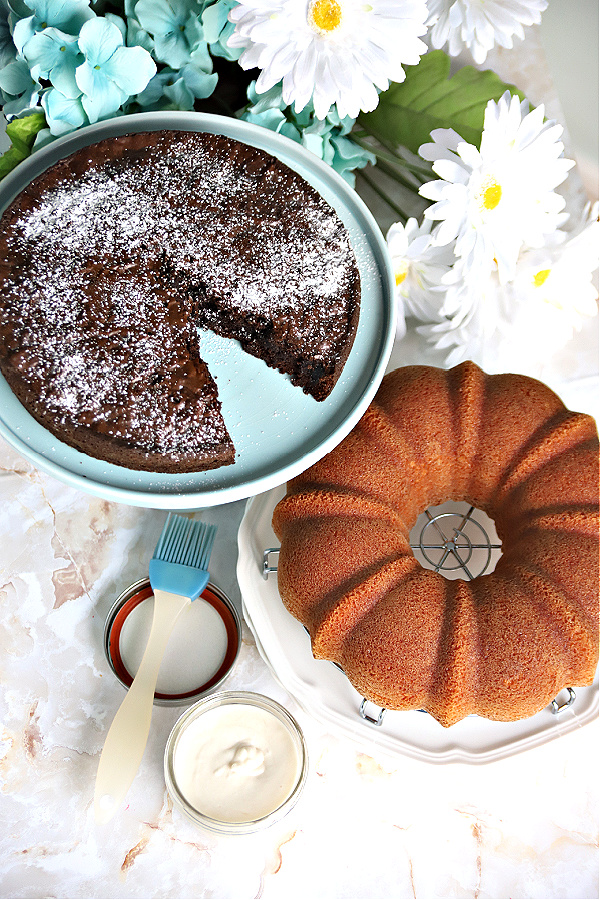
0 130 360 473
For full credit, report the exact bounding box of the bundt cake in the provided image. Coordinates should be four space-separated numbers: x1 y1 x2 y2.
272 361 599 727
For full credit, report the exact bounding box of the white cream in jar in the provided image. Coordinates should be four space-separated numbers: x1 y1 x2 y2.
165 693 307 832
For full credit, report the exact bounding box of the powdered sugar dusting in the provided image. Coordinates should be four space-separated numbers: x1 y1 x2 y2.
0 130 360 469
18 132 355 319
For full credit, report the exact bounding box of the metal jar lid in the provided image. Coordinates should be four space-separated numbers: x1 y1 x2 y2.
104 577 241 706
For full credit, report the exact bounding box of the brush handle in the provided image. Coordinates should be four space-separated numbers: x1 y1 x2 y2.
94 589 191 825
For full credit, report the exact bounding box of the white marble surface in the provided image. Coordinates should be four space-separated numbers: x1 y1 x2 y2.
0 434 598 900
1 21 599 900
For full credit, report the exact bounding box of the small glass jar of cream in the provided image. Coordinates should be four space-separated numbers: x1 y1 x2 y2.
164 691 308 834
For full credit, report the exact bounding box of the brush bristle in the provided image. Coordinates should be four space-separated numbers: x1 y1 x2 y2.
153 513 217 570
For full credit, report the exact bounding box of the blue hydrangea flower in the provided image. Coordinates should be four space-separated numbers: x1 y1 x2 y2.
41 83 86 133
0 0 16 68
75 17 156 123
103 11 126 41
134 0 201 69
132 68 194 110
12 0 94 56
0 56 41 116
6 0 31 17
125 9 154 54
181 62 216 98
201 0 240 62
22 27 82 97
132 0 217 102
240 82 375 186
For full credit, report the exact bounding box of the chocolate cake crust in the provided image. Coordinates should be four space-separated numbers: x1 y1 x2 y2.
0 130 361 473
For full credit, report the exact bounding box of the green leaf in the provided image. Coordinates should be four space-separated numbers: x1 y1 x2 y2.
0 111 47 180
359 50 526 154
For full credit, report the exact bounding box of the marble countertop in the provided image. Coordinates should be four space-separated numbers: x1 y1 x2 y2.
0 433 598 900
1 22 598 900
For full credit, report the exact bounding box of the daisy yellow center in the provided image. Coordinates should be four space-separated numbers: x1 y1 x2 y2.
478 176 502 212
308 0 342 34
395 261 409 286
533 269 551 288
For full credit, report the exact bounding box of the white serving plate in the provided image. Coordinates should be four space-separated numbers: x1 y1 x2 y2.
237 486 599 765
0 112 395 509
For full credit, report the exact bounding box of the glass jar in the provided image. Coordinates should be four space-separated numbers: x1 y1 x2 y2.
164 691 308 834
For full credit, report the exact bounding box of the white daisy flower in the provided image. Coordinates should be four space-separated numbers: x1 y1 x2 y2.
417 270 547 374
418 263 508 368
418 92 574 284
386 217 454 336
509 203 599 356
418 205 599 373
227 0 428 120
426 0 548 65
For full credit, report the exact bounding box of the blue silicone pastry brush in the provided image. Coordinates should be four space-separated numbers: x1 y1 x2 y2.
94 513 217 825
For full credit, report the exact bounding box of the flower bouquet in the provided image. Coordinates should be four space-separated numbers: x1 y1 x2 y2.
0 0 598 380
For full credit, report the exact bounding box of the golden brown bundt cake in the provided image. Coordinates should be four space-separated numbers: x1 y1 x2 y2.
272 361 599 727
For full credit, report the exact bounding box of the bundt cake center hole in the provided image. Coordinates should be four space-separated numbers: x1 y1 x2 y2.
409 501 502 581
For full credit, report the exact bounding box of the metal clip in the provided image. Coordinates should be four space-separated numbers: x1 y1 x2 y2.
550 687 576 714
359 698 387 726
262 548 280 579
411 506 501 581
